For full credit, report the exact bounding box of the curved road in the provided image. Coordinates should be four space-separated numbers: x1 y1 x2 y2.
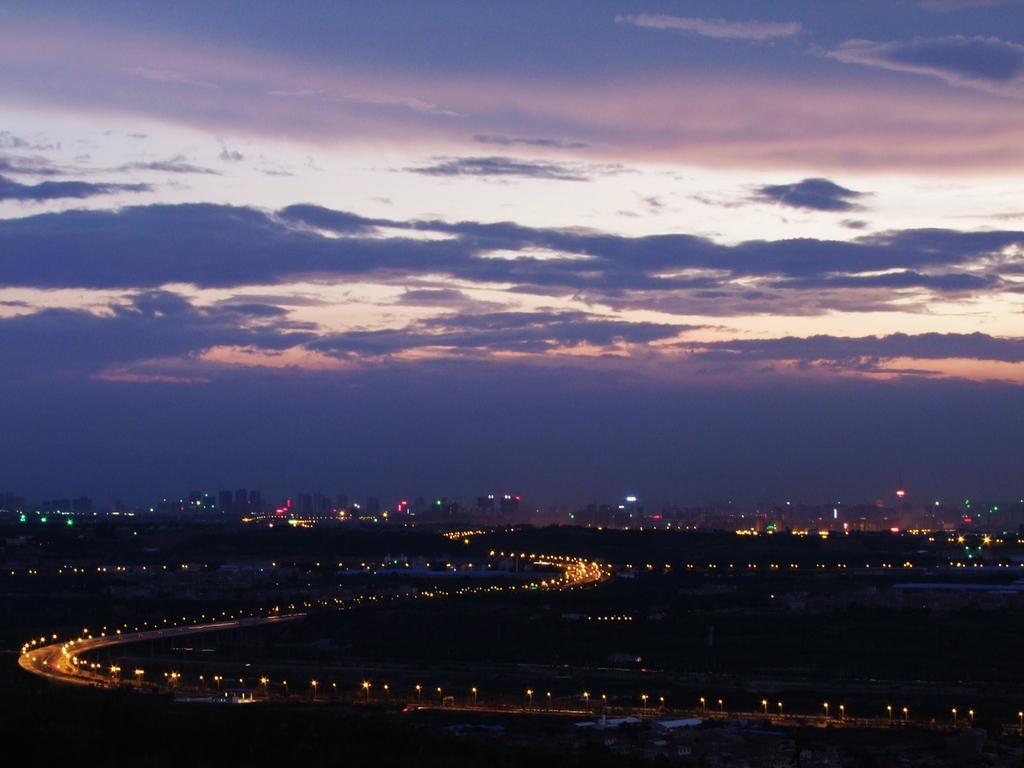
19 614 303 687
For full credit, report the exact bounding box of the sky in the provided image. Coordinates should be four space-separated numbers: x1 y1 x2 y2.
1 0 1023 509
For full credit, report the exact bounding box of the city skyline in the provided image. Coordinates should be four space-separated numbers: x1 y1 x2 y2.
1 1 1023 505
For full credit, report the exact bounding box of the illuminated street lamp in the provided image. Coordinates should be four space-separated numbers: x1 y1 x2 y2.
584 691 590 712
969 709 974 724
527 689 533 709
887 705 892 724
700 697 707 713
383 684 389 701
840 704 845 722
953 708 957 727
642 694 648 716
311 679 317 700
718 699 723 714
824 702 829 719
472 687 477 706
903 707 908 724
547 692 552 709
362 681 371 702
762 699 768 716
416 684 422 703
134 668 144 686
777 702 783 717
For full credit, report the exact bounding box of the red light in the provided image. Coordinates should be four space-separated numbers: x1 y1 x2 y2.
896 489 906 498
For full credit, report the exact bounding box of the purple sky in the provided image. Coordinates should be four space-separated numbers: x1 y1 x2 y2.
1 1 1023 508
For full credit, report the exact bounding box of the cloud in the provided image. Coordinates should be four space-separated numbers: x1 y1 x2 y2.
691 332 1024 368
0 204 1021 328
409 156 590 181
218 146 244 162
124 66 218 89
754 178 867 212
310 311 691 358
0 174 150 201
829 36 1024 97
920 0 1023 11
0 290 314 378
117 155 222 174
0 156 61 176
616 14 801 41
473 134 588 150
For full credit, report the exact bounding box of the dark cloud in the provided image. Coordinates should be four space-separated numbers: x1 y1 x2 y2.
754 178 866 212
0 290 314 378
473 134 588 149
277 204 382 234
117 155 221 174
0 156 61 176
410 156 589 181
690 332 1024 367
1 204 1021 309
310 311 690 357
397 288 478 306
830 36 1024 95
0 174 150 201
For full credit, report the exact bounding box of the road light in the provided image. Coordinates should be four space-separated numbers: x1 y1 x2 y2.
584 691 590 712
969 709 974 724
777 702 783 717
840 704 845 722
903 707 908 724
383 684 389 701
824 702 829 719
642 694 648 716
700 697 706 713
362 681 371 702
1018 711 1022 732
311 680 317 700
527 689 533 709
547 692 552 709
718 699 723 714
887 705 892 724
952 708 957 727
762 699 768 716
134 669 144 686
472 687 477 706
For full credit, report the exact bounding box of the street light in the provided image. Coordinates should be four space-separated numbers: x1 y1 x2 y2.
952 708 957 727
527 689 533 709
824 702 829 719
472 687 477 706
762 699 768 716
777 702 783 717
311 680 317 700
547 692 552 709
416 684 422 703
584 691 590 712
362 681 371 702
840 704 845 722
969 709 974 724
903 707 908 724
383 684 389 701
642 694 648 716
700 697 706 713
887 705 892 724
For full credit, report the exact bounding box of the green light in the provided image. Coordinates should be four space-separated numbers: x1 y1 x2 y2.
66 519 74 526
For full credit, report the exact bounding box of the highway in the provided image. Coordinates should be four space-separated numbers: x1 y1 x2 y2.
19 614 303 687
